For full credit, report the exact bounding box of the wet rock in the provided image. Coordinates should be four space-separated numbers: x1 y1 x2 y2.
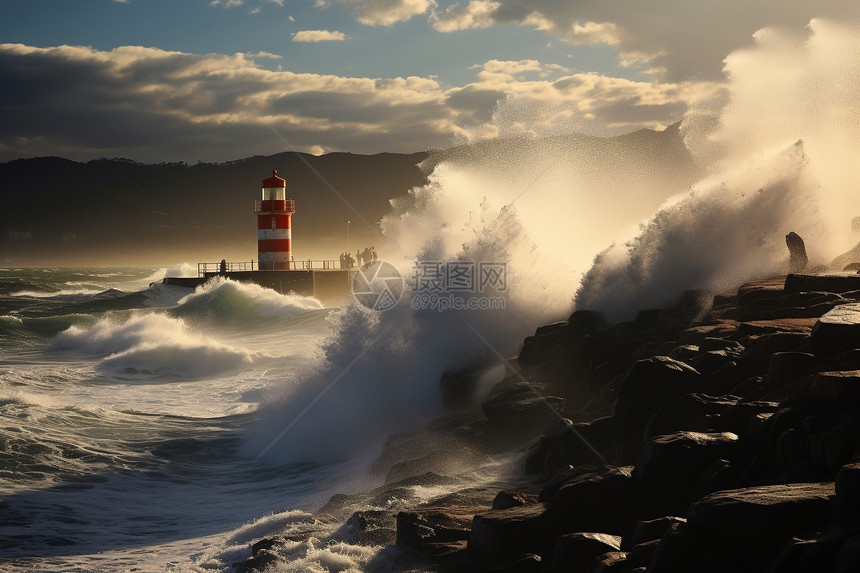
626 539 661 569
836 534 860 572
469 502 556 560
811 303 860 353
548 532 621 573
482 378 566 446
396 508 474 548
338 510 397 546
614 356 703 462
687 482 836 546
568 309 608 336
232 550 280 573
410 540 471 570
747 332 811 370
386 448 487 484
523 416 612 476
492 490 539 510
836 460 860 522
647 523 704 573
645 393 737 440
667 344 700 363
585 551 630 572
769 526 860 573
629 516 687 547
715 400 779 435
634 431 740 517
549 465 637 536
486 553 544 572
767 352 822 389
785 274 860 294
811 370 860 403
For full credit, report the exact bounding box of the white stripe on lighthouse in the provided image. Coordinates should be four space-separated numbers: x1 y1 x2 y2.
258 229 292 240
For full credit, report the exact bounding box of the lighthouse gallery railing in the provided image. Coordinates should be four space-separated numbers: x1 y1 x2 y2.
198 259 343 276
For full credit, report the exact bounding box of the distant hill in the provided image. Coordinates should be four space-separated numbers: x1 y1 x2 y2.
0 124 700 267
0 151 429 266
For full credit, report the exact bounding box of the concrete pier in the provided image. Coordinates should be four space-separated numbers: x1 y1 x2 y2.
163 269 356 307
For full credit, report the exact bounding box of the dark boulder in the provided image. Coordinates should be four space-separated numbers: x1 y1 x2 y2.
337 510 397 546
481 378 565 446
785 274 860 294
836 459 860 522
687 482 836 546
634 431 740 517
585 551 630 572
811 370 860 404
614 356 703 462
811 303 860 353
629 516 687 548
767 352 822 389
492 490 539 510
548 532 621 573
836 534 860 572
715 400 779 435
550 465 637 536
523 416 612 476
645 393 737 440
396 508 474 548
469 502 557 560
568 309 608 336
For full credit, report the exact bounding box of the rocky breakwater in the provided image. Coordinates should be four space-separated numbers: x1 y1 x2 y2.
232 273 860 572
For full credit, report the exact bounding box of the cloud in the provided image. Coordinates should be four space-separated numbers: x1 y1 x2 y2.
324 0 436 26
292 30 346 42
430 0 498 32
0 44 693 162
431 0 860 81
209 0 243 7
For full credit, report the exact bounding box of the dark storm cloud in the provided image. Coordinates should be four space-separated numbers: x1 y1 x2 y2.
0 43 694 162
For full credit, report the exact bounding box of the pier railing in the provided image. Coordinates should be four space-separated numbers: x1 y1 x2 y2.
198 259 344 276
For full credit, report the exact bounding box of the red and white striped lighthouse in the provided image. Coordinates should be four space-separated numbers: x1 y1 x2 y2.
254 169 296 270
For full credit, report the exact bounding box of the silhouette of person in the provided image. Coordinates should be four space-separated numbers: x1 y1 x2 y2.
219 259 227 274
371 246 377 262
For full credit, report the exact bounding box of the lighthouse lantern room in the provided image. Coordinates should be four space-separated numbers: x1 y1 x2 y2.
254 169 296 270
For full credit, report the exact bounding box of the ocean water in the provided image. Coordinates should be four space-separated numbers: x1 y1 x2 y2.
0 267 349 571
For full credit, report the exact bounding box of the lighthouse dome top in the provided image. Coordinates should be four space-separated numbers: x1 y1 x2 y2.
262 169 286 188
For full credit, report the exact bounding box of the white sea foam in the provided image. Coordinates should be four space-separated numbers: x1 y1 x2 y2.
175 276 324 319
53 313 253 377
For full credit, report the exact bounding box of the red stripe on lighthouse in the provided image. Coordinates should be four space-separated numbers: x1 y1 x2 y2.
258 215 292 229
258 239 292 252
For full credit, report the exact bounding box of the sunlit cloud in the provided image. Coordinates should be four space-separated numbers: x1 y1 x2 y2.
321 0 437 26
430 0 498 32
209 0 243 7
292 30 346 42
431 0 860 81
0 44 695 162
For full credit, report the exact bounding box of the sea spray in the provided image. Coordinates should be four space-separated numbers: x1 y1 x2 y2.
576 18 860 323
242 127 698 465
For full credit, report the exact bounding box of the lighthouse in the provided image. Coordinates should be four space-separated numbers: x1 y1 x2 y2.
254 169 296 270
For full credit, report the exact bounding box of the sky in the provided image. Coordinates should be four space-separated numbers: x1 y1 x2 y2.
0 0 858 163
